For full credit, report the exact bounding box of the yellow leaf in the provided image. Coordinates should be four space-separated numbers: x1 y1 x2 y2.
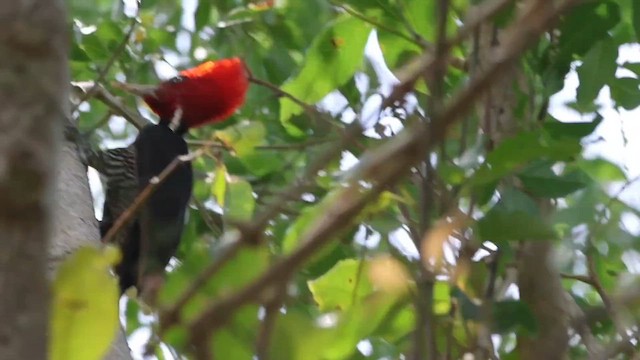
368 256 410 294
50 246 120 360
212 164 227 207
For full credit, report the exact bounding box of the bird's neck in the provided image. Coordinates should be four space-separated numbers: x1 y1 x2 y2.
159 118 188 136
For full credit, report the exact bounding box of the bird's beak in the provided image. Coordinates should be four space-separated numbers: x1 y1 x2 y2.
112 82 158 97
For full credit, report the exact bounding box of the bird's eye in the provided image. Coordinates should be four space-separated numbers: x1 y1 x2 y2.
169 76 185 84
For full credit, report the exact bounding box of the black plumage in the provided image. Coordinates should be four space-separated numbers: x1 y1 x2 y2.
89 124 192 294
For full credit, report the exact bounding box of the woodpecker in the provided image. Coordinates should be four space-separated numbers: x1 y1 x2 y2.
88 58 249 296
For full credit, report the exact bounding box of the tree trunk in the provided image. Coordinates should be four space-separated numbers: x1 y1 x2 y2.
51 140 133 360
0 0 68 357
0 1 133 358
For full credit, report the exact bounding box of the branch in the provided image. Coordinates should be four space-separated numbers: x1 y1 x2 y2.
561 273 594 285
71 81 150 130
381 0 516 109
586 251 634 355
248 76 341 128
152 1 583 356
182 1 582 355
71 17 138 114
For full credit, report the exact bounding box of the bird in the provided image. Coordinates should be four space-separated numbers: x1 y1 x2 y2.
87 58 249 298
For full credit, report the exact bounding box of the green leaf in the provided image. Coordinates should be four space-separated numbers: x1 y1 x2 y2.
622 61 640 77
286 0 332 47
95 20 125 44
552 184 603 228
478 210 556 242
518 162 588 198
471 130 581 186
452 287 480 321
70 43 91 62
212 328 256 359
439 163 466 185
492 300 537 335
160 246 269 323
477 189 557 242
211 164 227 207
579 158 626 182
239 151 286 177
366 338 401 359
633 0 640 41
576 38 617 108
404 0 435 40
609 77 640 110
558 1 620 58
215 121 284 175
543 117 601 140
270 310 335 360
282 202 327 254
50 247 120 360
308 259 373 311
215 120 267 157
324 294 408 359
377 28 421 71
340 0 394 12
280 16 371 132
433 281 451 315
124 299 141 336
224 176 255 221
498 187 540 215
195 0 212 31
81 33 111 60
593 248 625 290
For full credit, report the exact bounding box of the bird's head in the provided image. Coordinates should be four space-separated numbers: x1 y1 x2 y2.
115 58 249 132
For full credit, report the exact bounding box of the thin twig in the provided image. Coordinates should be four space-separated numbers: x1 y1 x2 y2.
191 197 223 237
248 76 317 115
186 137 335 151
605 174 640 209
248 76 342 129
332 1 429 48
586 251 634 352
71 17 138 114
255 280 288 360
101 148 205 245
561 273 594 285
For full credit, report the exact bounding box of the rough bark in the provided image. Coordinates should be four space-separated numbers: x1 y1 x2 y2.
51 141 133 360
0 0 68 357
0 1 133 359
